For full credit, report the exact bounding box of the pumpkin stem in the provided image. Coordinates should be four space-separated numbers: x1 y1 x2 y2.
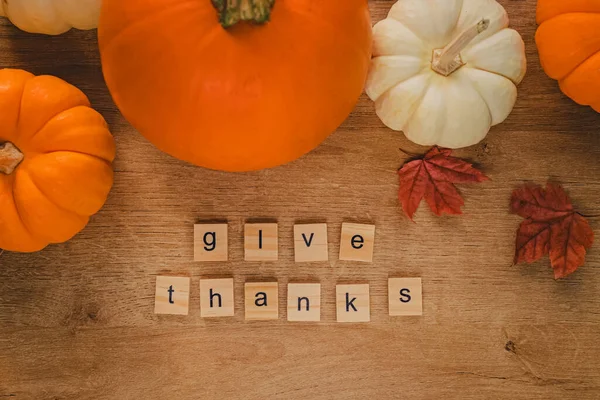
431 18 490 76
0 142 24 175
212 0 275 28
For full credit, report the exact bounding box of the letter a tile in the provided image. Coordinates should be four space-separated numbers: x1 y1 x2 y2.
336 284 370 323
245 282 279 320
154 276 190 315
194 224 228 262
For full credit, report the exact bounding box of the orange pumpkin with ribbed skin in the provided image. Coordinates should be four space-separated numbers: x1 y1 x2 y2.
536 0 600 112
0 69 115 253
99 0 372 172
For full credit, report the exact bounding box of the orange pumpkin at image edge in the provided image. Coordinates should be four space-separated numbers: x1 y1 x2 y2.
0 69 115 253
536 0 600 112
99 0 372 172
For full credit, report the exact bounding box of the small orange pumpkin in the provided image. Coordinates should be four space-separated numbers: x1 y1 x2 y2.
99 0 372 172
536 0 600 112
0 69 115 253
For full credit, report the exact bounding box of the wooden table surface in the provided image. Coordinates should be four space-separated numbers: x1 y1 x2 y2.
1 1 600 399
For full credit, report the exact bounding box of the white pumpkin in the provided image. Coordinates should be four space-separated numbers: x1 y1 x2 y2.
366 0 527 149
0 0 100 35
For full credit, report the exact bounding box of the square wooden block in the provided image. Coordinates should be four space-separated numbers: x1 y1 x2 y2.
336 284 370 323
245 282 279 320
294 224 329 262
245 223 278 261
200 278 234 318
339 223 375 263
389 278 423 316
287 283 321 322
154 276 190 315
194 224 228 262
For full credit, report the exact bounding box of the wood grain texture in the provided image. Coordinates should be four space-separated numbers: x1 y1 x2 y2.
1 1 599 398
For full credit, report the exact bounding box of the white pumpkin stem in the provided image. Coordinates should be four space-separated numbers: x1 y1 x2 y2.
431 18 490 76
0 142 24 175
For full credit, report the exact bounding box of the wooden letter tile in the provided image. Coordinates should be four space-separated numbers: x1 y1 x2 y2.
287 283 321 322
200 278 234 317
194 224 228 262
388 278 423 316
336 284 370 323
244 223 278 261
339 223 375 263
245 282 279 320
154 276 190 315
294 224 329 262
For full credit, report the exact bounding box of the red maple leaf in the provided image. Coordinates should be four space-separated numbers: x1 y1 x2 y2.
511 182 595 279
398 147 488 220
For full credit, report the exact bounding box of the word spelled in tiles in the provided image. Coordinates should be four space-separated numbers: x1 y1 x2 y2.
154 277 423 321
193 222 376 262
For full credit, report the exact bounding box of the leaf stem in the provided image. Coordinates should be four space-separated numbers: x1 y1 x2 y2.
578 213 600 219
398 147 422 158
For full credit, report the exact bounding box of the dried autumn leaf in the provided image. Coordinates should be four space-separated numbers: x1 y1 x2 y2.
514 219 551 263
510 183 573 221
398 147 488 220
511 182 594 279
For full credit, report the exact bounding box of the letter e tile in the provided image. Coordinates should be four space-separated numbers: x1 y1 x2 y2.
339 223 375 262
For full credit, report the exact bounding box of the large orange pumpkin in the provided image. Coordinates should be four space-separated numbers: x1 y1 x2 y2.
536 0 600 112
0 69 115 253
99 0 372 172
